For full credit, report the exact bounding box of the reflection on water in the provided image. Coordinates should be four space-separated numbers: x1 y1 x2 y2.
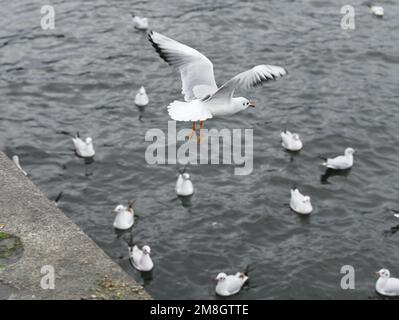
320 168 351 184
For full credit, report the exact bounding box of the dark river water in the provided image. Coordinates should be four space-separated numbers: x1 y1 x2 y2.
1 0 399 299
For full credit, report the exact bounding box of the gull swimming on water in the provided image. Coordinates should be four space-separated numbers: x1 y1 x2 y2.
131 13 148 30
175 167 194 197
322 148 354 170
129 244 154 272
367 4 384 17
113 201 135 230
148 31 287 143
281 130 303 151
134 86 149 106
12 155 27 176
215 267 250 297
290 188 313 215
375 269 399 297
72 133 95 158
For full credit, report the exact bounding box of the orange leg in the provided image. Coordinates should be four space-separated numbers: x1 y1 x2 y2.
189 121 196 139
197 121 205 144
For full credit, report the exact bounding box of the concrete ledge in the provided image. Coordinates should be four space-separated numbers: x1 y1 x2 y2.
0 152 151 300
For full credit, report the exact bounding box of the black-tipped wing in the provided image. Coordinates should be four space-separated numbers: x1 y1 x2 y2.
207 65 287 104
148 31 218 101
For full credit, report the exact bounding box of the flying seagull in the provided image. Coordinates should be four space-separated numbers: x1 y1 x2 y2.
148 31 287 143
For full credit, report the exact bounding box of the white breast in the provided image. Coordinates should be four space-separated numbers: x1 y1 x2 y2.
113 210 134 230
175 175 194 196
376 277 399 296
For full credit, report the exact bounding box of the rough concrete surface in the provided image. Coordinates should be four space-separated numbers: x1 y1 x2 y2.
0 152 151 300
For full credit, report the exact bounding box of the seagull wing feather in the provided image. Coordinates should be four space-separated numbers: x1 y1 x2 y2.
207 65 287 104
148 31 217 101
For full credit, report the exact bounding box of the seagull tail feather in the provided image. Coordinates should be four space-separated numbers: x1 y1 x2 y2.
178 166 186 174
243 264 254 277
167 100 212 122
54 191 63 203
319 155 328 166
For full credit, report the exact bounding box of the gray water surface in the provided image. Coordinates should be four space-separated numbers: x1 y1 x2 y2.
1 0 399 299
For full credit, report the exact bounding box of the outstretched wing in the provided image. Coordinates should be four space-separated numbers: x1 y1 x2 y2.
148 31 218 101
206 65 287 104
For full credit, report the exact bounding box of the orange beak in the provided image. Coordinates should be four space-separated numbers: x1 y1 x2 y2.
248 101 255 108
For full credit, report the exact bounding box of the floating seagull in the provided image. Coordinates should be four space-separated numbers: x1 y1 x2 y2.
175 167 194 197
134 86 149 106
322 148 354 170
290 188 313 215
375 269 399 297
131 13 148 30
215 268 249 297
112 201 135 230
72 133 95 158
129 244 154 272
281 130 303 151
148 31 287 143
12 155 27 176
368 4 384 17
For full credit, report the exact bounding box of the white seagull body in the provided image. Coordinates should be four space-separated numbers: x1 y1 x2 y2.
281 131 303 151
290 188 313 215
131 14 148 30
148 31 287 142
129 245 154 272
72 135 95 158
369 5 384 17
134 86 149 106
12 155 27 176
322 148 354 170
113 201 135 230
394 214 399 219
175 172 194 196
215 272 248 297
375 269 399 297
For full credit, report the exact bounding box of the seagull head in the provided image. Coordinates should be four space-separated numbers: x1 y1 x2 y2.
376 269 390 278
142 245 151 255
216 273 227 281
233 97 255 111
139 86 146 94
112 204 125 214
345 148 355 156
85 137 93 144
